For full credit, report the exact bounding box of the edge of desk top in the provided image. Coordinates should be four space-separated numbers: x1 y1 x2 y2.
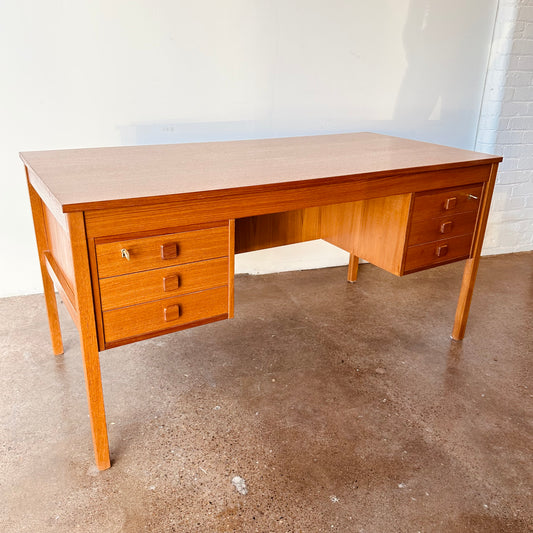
20 132 502 214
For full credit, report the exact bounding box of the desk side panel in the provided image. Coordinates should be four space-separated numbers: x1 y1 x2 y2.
321 195 412 276
43 205 76 289
28 182 78 325
320 201 361 253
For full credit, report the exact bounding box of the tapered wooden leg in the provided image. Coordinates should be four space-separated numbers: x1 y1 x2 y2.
452 258 480 340
347 254 359 282
27 178 64 355
451 163 498 340
68 212 111 470
79 337 110 470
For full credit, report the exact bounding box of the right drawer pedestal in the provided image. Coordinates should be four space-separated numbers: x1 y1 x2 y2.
345 183 483 276
404 184 482 274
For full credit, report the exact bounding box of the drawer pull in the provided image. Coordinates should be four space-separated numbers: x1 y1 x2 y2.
120 248 130 261
161 242 178 260
164 304 180 322
440 221 453 234
444 197 457 210
468 194 479 200
163 274 180 292
435 244 448 258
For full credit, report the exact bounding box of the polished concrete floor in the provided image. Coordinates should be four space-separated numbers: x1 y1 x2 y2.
1 252 532 533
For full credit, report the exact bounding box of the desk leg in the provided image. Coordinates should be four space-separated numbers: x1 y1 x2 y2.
68 213 111 470
452 258 480 340
27 178 64 355
452 163 498 340
347 254 359 282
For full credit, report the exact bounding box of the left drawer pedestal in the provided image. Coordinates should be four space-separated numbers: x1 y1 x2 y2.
89 221 234 349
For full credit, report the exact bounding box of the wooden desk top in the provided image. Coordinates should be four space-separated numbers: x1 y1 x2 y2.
21 132 501 213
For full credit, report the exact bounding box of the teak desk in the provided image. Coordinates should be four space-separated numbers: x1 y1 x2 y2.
21 133 501 470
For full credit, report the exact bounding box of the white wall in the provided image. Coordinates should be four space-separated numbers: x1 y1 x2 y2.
476 0 533 255
0 0 499 297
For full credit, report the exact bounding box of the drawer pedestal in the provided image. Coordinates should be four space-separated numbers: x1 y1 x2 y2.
332 183 484 276
89 222 234 349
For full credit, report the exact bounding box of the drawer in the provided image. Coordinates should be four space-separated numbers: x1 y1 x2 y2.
99 257 228 311
96 225 229 278
408 211 478 246
103 285 229 343
404 234 473 273
412 184 482 222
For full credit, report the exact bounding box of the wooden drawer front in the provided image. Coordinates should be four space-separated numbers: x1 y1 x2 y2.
103 286 228 343
404 234 473 273
408 211 478 246
99 257 228 311
96 225 228 278
412 184 482 222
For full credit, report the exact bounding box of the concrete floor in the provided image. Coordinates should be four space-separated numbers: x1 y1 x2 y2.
0 253 532 533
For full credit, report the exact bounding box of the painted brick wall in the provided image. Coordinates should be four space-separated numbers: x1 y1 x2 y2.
477 0 533 254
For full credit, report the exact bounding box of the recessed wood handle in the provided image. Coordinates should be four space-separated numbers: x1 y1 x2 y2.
160 242 178 260
440 221 453 234
435 244 448 258
163 274 180 292
164 304 180 322
444 197 457 210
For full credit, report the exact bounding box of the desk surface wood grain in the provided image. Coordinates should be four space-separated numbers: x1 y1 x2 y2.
20 133 501 213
